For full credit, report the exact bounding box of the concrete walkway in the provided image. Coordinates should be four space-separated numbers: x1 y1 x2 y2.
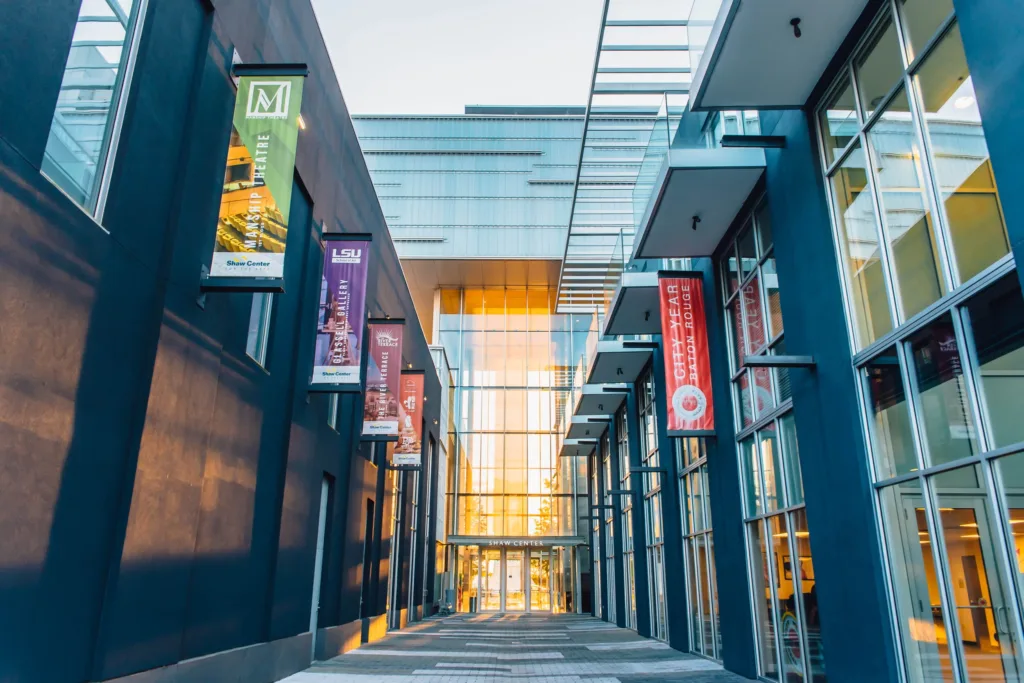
279 613 752 682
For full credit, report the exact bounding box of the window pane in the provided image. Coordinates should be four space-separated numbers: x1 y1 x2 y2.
439 289 461 330
527 289 550 331
438 330 461 371
865 347 919 479
899 0 954 62
855 16 906 120
770 514 805 680
759 423 783 512
738 222 757 278
505 289 527 331
742 274 768 354
42 0 141 210
726 244 740 298
737 371 755 429
762 257 783 339
756 201 774 253
246 293 273 366
879 480 954 682
791 509 825 679
506 332 528 387
692 467 707 531
768 338 792 406
915 24 1009 284
909 316 979 466
463 289 484 330
778 413 804 506
994 452 1024 624
931 465 1024 682
865 88 945 319
749 520 780 679
830 142 894 347
483 289 505 330
696 534 715 655
687 537 703 652
820 77 858 166
728 302 747 372
965 276 1024 448
741 436 762 516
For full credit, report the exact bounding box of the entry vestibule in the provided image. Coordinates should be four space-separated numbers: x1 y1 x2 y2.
457 546 560 612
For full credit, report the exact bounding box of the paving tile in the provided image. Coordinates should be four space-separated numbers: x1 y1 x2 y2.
276 614 754 683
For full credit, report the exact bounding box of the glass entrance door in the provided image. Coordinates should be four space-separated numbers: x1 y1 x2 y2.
481 548 502 611
506 550 526 611
530 549 553 611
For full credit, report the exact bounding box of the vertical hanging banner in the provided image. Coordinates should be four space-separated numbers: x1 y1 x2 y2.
659 275 715 434
203 64 308 292
393 372 425 465
362 320 405 439
310 234 372 391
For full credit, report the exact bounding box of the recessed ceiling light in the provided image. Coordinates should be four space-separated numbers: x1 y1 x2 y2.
954 96 975 109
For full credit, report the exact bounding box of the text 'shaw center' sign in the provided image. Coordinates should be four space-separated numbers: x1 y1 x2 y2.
659 276 715 433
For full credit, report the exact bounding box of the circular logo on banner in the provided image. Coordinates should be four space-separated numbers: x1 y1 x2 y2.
672 385 708 422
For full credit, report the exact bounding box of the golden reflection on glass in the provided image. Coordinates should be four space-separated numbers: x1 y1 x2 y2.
914 24 1008 285
932 466 1023 683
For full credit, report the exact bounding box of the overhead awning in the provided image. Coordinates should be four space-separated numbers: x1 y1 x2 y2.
689 0 870 110
565 416 611 441
574 383 628 417
559 438 598 459
632 147 764 260
603 271 661 336
587 340 656 384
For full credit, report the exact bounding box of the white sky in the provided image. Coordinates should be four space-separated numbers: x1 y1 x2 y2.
310 0 605 114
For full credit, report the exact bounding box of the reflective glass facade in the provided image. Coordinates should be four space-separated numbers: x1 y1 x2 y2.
720 196 825 681
817 2 1024 681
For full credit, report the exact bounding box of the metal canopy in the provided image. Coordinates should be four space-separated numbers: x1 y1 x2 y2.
574 383 628 417
603 271 661 336
565 416 611 441
587 340 656 384
689 0 870 110
556 0 692 313
559 438 598 459
633 146 765 259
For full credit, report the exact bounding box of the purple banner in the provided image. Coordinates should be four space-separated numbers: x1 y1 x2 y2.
362 322 404 437
311 237 369 389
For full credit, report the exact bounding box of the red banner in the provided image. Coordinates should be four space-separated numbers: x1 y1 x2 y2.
362 322 404 437
394 372 424 465
659 276 715 433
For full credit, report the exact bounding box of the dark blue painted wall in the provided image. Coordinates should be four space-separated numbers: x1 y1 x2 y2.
0 1 441 682
759 110 899 682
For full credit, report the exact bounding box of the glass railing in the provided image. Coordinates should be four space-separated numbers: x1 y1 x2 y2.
632 96 672 232
688 0 725 81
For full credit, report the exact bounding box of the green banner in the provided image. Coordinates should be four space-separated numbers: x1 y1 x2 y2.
210 72 305 283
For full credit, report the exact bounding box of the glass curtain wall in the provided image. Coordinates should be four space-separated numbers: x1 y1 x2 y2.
722 197 826 682
818 3 1024 682
617 404 638 630
438 288 591 539
639 369 669 641
679 437 721 660
603 432 617 624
